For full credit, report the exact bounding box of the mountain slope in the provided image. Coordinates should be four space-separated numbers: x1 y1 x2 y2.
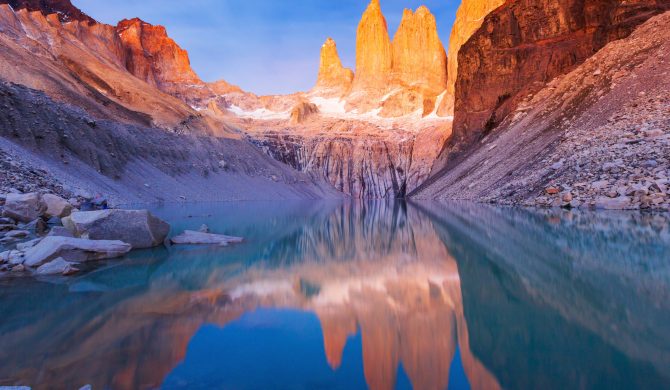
412 11 670 211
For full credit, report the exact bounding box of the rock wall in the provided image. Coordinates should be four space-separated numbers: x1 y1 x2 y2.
392 6 447 95
116 18 202 93
352 0 392 92
446 0 670 158
438 0 505 116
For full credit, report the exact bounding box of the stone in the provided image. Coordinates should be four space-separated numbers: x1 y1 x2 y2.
2 192 46 223
2 250 25 266
16 238 42 251
63 209 170 249
47 226 75 238
0 224 17 232
595 196 631 210
22 218 47 234
198 224 210 233
11 264 26 273
551 161 564 170
23 236 132 268
546 187 560 195
562 193 573 203
42 193 73 218
171 230 244 246
4 230 29 238
35 257 78 276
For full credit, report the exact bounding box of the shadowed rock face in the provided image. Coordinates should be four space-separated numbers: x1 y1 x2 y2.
446 0 670 158
439 0 505 116
0 0 95 23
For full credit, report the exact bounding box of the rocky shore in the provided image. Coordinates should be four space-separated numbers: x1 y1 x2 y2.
0 192 243 277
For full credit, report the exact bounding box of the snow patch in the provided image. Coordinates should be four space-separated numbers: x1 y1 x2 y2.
228 105 290 120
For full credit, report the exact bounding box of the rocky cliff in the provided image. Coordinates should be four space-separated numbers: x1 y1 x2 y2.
313 38 353 96
392 6 447 95
439 0 505 116
0 0 94 23
443 0 670 161
116 18 202 95
414 11 670 211
352 0 392 92
0 2 337 202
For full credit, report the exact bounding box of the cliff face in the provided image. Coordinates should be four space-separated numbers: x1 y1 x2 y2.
446 0 670 156
314 38 354 96
392 6 447 94
352 0 392 92
116 18 202 93
414 11 670 211
439 0 505 116
0 0 95 23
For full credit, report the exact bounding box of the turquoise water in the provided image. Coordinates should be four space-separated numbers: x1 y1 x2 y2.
1 201 669 389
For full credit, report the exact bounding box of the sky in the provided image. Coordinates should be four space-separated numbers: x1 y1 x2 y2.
76 0 461 95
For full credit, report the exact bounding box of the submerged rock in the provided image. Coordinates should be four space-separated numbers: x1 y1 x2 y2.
23 236 132 268
36 257 79 276
2 192 45 222
171 230 243 246
63 210 170 249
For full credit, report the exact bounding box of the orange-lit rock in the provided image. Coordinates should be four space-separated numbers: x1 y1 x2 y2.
116 18 201 91
0 0 95 23
438 0 505 116
290 100 319 124
391 6 447 94
314 38 353 95
352 0 392 92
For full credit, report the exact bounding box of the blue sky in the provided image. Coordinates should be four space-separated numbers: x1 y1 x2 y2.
76 0 460 95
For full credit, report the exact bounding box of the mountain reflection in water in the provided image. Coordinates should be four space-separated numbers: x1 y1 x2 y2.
0 201 668 390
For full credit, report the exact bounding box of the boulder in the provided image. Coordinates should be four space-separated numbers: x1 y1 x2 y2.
48 226 75 238
63 210 170 249
36 257 79 276
16 238 42 251
0 224 17 232
595 196 631 210
3 230 30 238
2 193 46 222
42 194 73 218
23 236 132 268
1 250 25 265
171 230 244 246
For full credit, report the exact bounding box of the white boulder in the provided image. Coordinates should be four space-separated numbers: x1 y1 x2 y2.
36 257 79 276
23 236 132 268
171 230 244 246
63 209 170 249
2 193 46 222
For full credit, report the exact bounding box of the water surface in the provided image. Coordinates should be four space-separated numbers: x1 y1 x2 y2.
1 201 669 389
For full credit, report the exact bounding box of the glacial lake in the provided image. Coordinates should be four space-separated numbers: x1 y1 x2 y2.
1 201 669 389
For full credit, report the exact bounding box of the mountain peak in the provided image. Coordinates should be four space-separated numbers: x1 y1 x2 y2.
352 0 392 91
314 37 353 94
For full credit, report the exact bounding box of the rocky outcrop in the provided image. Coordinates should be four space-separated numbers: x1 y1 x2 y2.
23 236 131 267
352 0 392 92
63 209 170 249
314 38 354 95
391 6 447 94
444 0 670 160
42 193 73 218
2 192 45 222
0 0 95 23
116 18 202 93
439 0 505 116
414 12 670 211
290 100 319 124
